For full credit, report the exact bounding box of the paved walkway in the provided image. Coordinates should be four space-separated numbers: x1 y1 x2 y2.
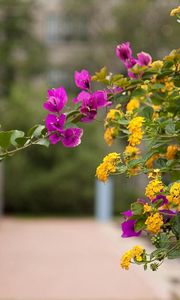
0 218 179 300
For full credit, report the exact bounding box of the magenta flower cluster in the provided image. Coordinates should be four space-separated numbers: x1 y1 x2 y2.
43 87 83 147
121 195 174 238
115 42 152 78
43 41 152 147
73 70 111 122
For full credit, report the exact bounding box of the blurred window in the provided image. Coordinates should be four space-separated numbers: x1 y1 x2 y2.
46 14 60 43
47 69 68 86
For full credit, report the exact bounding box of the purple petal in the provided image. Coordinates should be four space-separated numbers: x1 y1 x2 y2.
61 128 83 147
72 91 91 106
92 90 111 108
122 210 133 218
116 42 132 62
137 51 152 66
49 133 62 144
152 194 168 206
44 87 68 113
74 69 91 90
121 219 141 238
45 114 66 132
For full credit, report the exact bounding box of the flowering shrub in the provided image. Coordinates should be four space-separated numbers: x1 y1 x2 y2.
0 7 179 271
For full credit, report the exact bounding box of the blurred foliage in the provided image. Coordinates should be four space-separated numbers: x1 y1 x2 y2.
0 0 47 97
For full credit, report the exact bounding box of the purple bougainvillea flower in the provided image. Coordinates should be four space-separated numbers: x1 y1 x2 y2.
80 100 97 123
137 51 152 66
43 87 68 113
152 194 168 206
106 86 123 94
45 113 66 132
121 219 142 238
116 42 132 63
45 114 66 144
92 90 111 108
61 128 83 148
122 210 133 218
125 57 137 69
159 209 176 223
72 91 91 105
74 69 91 90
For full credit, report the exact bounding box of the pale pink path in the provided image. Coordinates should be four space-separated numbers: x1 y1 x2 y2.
0 218 162 300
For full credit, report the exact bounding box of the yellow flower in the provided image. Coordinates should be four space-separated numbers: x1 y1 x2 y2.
132 245 144 262
104 127 116 146
126 98 140 112
120 245 144 270
146 153 159 169
105 109 121 123
150 60 163 71
170 6 180 16
120 250 132 270
128 116 144 146
143 203 152 213
145 213 163 234
166 144 180 160
145 179 164 200
167 182 180 211
124 145 140 159
96 152 121 182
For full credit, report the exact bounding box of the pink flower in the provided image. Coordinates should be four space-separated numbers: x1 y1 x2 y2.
43 87 68 113
91 90 111 108
74 69 91 90
45 113 83 147
137 51 152 66
61 128 83 147
116 42 132 63
73 90 111 123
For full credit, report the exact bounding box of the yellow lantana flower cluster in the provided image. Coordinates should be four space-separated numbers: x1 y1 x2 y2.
126 98 140 112
145 153 159 169
120 245 144 270
143 203 152 213
166 144 180 160
104 127 116 146
145 213 163 234
128 116 144 146
145 178 164 200
170 6 180 16
105 108 121 125
124 145 140 160
167 182 180 211
96 152 121 182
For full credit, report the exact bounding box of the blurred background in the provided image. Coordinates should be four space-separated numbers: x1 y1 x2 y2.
0 1 180 299
0 0 179 217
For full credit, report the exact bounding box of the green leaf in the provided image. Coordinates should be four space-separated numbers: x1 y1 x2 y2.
28 124 46 138
35 138 49 148
167 248 180 259
134 217 146 232
15 137 30 147
131 88 146 97
131 202 144 215
172 213 180 239
154 158 167 168
151 83 165 90
140 106 153 119
66 110 80 120
10 130 25 147
156 70 173 80
165 122 176 135
158 233 170 248
0 131 13 149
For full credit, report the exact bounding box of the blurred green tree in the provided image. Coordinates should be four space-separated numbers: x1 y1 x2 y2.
0 0 46 97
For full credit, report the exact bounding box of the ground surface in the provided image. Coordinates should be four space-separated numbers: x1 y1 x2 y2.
0 218 179 300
